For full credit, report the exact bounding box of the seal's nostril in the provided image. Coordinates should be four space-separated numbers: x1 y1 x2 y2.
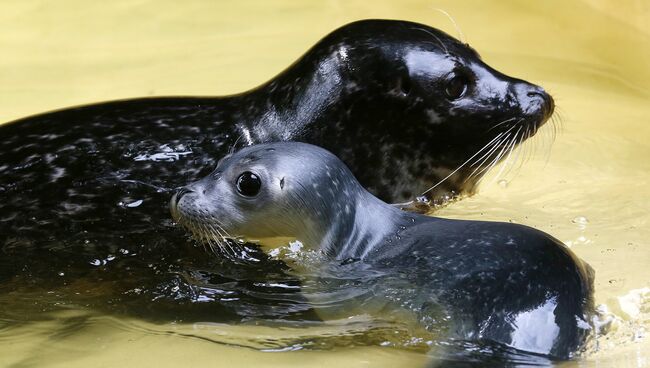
526 88 554 117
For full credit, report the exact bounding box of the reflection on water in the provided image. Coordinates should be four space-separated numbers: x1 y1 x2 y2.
1 0 649 367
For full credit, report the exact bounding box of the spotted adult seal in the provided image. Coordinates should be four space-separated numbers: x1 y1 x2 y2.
0 20 552 292
171 142 593 360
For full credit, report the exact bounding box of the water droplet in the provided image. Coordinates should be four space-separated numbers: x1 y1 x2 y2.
90 259 102 266
58 272 65 276
498 179 508 188
572 216 589 225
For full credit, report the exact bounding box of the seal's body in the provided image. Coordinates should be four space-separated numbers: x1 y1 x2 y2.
172 142 593 360
0 19 552 289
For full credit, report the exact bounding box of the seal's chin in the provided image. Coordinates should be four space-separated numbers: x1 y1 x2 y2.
169 192 233 254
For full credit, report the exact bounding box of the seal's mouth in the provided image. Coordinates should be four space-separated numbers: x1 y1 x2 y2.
170 190 249 260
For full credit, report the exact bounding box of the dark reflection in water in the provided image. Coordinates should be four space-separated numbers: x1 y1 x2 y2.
0 235 556 367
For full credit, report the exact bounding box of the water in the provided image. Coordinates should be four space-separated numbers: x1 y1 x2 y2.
1 0 649 366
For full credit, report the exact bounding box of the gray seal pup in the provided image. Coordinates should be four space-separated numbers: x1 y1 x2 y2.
171 142 593 361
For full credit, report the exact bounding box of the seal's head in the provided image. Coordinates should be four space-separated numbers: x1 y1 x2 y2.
259 20 556 202
171 142 387 257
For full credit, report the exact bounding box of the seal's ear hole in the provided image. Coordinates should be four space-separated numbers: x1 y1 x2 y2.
280 177 285 190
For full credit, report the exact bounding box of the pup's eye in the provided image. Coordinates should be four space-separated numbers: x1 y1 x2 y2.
236 171 261 197
445 72 470 100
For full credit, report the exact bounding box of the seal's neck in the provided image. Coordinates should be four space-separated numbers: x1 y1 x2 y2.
302 189 419 260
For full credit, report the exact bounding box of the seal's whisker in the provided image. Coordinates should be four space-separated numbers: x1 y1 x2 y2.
211 233 228 257
201 223 223 256
502 123 528 179
464 134 510 183
488 126 522 185
208 220 244 260
520 125 533 166
190 221 211 254
469 133 509 168
411 27 449 54
464 123 520 183
475 132 514 181
487 117 516 133
214 221 235 239
431 7 466 43
229 133 245 155
420 129 510 195
198 223 217 254
206 223 229 256
505 125 528 179
177 213 246 260
541 120 554 167
549 114 557 142
554 105 566 132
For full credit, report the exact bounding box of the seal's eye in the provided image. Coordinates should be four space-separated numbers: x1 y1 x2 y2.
236 171 262 197
445 73 470 100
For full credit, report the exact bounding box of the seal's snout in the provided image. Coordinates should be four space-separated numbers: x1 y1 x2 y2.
514 83 555 120
170 187 195 220
526 86 555 119
173 187 193 207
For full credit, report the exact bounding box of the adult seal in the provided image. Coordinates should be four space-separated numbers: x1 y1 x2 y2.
171 142 594 361
0 20 552 286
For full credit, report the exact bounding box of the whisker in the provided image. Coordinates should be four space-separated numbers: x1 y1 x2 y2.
431 7 466 43
464 134 510 183
504 126 527 178
488 126 521 186
411 27 449 54
475 132 513 181
487 117 516 133
420 129 511 196
229 133 245 155
470 133 509 168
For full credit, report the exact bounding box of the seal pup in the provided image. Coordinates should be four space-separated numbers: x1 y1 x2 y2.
171 142 594 360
